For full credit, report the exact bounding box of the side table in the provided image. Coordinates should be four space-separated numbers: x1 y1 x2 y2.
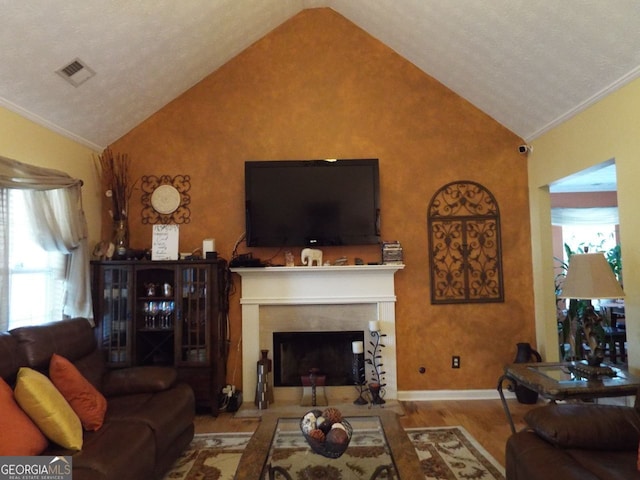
497 361 640 433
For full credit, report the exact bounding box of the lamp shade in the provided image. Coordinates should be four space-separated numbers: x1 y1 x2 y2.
558 252 624 299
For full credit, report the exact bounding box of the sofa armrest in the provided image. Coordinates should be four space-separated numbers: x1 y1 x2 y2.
101 366 178 397
525 404 640 451
506 431 602 480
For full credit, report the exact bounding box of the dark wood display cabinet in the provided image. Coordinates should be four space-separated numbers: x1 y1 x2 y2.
91 259 228 415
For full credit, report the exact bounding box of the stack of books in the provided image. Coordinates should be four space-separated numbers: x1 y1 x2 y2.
382 241 403 265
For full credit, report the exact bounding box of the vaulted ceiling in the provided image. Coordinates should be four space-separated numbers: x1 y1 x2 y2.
2 1 639 150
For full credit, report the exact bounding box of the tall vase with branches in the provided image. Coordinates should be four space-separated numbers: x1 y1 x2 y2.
96 148 136 256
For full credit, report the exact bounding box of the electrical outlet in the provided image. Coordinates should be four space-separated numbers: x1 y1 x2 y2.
452 356 460 368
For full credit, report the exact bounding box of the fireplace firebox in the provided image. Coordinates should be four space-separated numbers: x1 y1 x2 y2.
273 331 364 386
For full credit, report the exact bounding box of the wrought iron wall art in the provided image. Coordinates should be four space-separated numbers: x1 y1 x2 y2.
427 180 504 304
140 175 191 224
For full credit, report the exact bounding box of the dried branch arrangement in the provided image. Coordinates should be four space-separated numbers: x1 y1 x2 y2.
96 148 136 221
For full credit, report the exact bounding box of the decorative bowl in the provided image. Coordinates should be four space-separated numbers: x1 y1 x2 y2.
300 417 353 458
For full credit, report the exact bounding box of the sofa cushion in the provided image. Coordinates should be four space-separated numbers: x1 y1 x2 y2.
525 404 640 451
566 449 640 479
72 347 107 391
0 332 24 384
506 431 602 480
101 365 177 396
46 421 157 480
0 377 48 455
49 353 107 431
106 382 195 460
14 367 83 450
10 318 96 369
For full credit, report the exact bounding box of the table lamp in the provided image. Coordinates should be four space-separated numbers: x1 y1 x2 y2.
558 252 625 371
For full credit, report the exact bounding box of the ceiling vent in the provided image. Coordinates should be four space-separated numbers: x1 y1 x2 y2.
56 58 95 87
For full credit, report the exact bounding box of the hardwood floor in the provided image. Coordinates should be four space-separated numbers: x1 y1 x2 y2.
194 398 540 467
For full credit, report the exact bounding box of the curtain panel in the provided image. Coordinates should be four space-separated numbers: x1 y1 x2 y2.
551 207 619 226
0 155 91 331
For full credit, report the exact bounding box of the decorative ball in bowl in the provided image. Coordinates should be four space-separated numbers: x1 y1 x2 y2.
300 407 353 458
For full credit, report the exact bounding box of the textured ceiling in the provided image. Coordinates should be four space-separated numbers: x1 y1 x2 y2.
1 0 640 150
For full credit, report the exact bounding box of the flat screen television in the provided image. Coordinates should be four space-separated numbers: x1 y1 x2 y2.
245 159 381 247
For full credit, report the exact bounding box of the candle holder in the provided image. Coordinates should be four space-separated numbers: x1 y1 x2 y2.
352 352 368 405
365 324 387 405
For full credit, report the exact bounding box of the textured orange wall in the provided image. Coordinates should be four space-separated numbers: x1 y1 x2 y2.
109 8 534 392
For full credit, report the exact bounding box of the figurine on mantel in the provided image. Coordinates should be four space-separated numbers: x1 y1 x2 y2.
301 248 323 266
333 256 348 266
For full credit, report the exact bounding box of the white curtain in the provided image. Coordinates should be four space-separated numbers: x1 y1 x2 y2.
0 155 91 331
551 207 618 225
24 188 92 320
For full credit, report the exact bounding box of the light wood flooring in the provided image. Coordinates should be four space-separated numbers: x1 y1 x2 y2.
194 398 540 467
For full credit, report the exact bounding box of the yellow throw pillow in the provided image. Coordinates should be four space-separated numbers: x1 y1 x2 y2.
14 367 83 450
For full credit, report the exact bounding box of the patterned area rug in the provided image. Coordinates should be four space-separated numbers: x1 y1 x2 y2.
163 426 505 480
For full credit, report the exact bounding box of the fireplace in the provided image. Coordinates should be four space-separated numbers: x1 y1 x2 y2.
231 264 404 403
273 331 364 386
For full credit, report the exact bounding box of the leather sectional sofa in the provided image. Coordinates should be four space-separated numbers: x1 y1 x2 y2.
0 317 195 480
506 402 640 479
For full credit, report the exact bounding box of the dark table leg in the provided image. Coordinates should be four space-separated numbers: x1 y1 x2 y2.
268 464 292 480
370 465 394 480
608 335 618 363
497 374 517 434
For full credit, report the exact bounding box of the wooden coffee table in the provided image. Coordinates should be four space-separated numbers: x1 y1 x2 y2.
234 410 423 479
497 361 640 433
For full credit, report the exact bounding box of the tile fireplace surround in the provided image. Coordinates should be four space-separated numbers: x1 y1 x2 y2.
232 265 404 403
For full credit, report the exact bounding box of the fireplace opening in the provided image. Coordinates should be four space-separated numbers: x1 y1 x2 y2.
273 331 364 386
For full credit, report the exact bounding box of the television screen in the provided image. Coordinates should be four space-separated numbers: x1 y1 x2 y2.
245 159 381 247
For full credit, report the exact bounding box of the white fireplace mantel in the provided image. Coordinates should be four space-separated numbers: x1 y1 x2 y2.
232 264 404 401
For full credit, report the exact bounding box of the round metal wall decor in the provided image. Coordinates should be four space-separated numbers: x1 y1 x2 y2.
141 175 191 224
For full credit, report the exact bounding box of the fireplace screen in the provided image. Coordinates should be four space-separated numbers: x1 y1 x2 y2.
273 331 364 386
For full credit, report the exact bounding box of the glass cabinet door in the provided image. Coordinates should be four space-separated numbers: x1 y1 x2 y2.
177 265 210 365
99 265 132 365
135 266 176 366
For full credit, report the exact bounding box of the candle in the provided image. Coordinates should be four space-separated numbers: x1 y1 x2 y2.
352 341 364 354
369 320 380 332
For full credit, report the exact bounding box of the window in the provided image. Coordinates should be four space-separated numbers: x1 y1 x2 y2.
562 224 617 259
0 156 91 332
7 190 66 329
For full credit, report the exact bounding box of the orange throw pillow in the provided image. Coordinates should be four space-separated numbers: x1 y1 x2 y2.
49 353 107 431
0 377 48 455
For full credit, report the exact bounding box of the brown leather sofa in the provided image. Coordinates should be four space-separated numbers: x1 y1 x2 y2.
0 317 195 480
506 403 640 479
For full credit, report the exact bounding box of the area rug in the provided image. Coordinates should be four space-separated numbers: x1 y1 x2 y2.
163 426 505 480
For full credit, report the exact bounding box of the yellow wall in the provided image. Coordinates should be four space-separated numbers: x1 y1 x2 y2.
0 106 101 245
111 8 533 392
529 78 640 371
